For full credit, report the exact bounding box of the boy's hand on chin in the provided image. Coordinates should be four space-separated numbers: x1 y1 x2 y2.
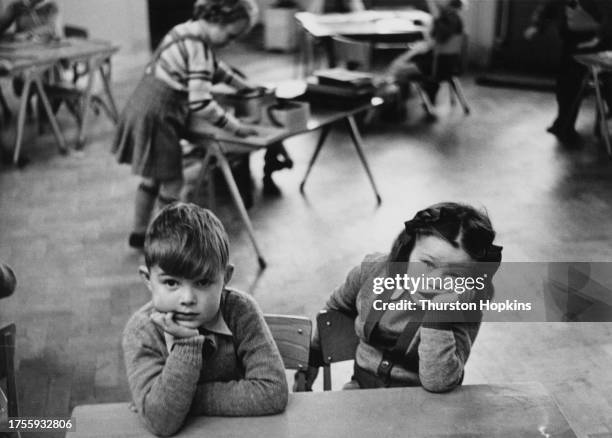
150 311 199 339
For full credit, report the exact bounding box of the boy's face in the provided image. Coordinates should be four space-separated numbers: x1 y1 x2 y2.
201 19 249 48
140 265 232 329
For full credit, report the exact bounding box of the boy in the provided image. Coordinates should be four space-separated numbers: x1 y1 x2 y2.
122 203 288 437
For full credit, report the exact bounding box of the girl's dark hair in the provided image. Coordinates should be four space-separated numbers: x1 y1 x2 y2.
193 0 253 25
388 203 502 290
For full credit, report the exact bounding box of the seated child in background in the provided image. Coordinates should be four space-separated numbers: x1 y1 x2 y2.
388 0 465 106
122 203 288 437
0 0 61 39
113 0 262 249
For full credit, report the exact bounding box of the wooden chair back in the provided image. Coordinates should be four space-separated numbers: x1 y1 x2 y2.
0 323 19 419
316 309 359 390
331 35 373 71
264 314 312 391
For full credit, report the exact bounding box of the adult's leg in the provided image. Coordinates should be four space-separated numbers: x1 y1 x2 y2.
550 40 587 137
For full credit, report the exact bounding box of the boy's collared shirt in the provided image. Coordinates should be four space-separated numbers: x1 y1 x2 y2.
164 311 233 353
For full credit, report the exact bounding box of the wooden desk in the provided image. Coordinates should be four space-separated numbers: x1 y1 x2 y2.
574 51 612 157
295 10 431 76
295 10 431 40
67 383 576 438
188 97 383 269
0 37 119 165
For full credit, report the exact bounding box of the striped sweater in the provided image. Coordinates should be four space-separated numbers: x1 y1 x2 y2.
146 21 248 133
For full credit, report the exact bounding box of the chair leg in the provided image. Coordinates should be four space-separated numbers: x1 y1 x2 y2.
448 81 456 107
451 77 470 115
323 364 332 391
13 76 34 165
0 89 12 121
295 370 306 392
592 68 612 157
414 83 435 117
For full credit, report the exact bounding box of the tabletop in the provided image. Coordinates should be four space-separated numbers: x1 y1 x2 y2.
188 96 384 149
574 51 612 71
295 9 431 39
0 37 119 74
67 383 576 438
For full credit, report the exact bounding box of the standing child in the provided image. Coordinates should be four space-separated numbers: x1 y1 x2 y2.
122 203 288 437
113 0 261 249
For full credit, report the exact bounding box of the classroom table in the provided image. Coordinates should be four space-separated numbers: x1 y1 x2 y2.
187 96 384 269
0 37 120 165
295 10 431 75
66 383 576 438
574 51 612 157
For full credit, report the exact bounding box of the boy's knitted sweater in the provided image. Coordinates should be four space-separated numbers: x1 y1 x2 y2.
122 289 288 437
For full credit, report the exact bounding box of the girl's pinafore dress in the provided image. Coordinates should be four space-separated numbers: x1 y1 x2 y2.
112 35 193 181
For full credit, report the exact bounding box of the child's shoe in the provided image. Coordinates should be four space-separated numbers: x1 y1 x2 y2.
263 175 281 196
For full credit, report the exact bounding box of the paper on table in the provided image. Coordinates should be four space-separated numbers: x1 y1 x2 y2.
188 122 289 148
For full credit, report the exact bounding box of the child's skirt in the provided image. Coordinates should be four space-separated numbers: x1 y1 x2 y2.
112 75 188 181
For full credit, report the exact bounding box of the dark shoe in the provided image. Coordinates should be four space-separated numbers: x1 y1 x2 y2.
128 232 145 249
547 125 580 144
263 175 281 196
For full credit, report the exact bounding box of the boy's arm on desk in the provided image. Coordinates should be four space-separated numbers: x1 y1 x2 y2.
122 316 206 437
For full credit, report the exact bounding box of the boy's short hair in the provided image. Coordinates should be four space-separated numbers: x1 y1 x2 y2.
193 0 259 29
144 203 229 280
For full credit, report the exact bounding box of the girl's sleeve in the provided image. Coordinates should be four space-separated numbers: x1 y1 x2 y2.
184 39 242 133
122 317 205 437
213 59 251 90
189 294 288 416
322 263 364 317
417 317 478 393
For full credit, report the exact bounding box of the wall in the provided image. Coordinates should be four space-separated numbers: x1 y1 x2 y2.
55 0 149 54
463 0 498 68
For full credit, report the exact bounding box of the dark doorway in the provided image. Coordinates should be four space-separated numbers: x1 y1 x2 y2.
490 0 561 76
147 0 195 50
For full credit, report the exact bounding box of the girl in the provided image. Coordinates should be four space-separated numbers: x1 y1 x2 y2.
302 202 502 391
113 0 260 249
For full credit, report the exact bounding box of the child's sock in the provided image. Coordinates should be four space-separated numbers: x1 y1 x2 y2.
133 182 159 235
156 179 182 211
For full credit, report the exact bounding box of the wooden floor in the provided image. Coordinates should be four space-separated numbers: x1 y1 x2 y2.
1 38 612 438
